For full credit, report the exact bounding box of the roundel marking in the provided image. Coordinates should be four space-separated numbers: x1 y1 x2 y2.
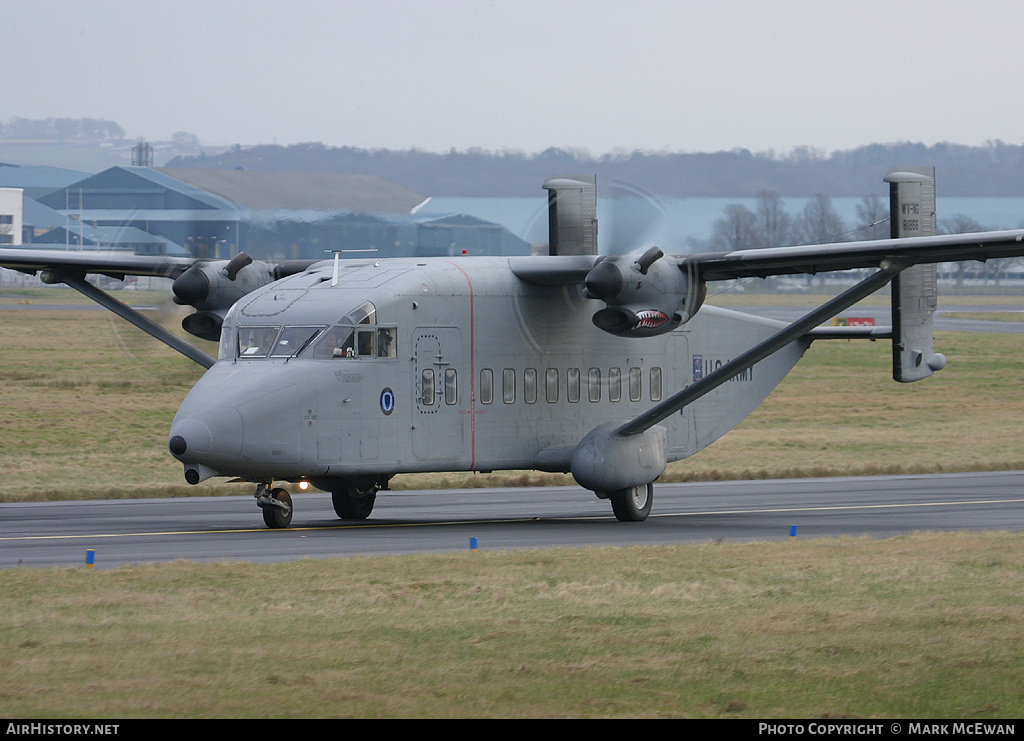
380 387 395 415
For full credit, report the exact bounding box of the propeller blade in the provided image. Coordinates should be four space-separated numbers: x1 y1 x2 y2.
599 180 667 254
633 246 664 275
224 252 253 280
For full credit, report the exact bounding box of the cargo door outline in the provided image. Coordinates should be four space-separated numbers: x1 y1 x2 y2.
412 328 465 461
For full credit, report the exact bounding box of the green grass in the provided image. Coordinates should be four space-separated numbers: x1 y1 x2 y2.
2 532 1023 718
942 311 1024 322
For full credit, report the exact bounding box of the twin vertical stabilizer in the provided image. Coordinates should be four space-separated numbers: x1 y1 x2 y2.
885 167 945 382
543 175 598 256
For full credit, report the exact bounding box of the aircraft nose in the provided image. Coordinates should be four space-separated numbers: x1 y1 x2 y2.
168 418 213 460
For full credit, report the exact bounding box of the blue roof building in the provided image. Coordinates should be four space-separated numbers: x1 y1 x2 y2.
13 165 532 260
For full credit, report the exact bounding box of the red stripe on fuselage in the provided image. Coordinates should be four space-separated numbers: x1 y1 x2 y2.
440 260 476 469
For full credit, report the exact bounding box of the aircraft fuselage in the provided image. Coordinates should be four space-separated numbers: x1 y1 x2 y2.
168 256 810 494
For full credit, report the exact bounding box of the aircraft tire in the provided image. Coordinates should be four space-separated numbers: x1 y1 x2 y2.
262 488 293 529
609 483 653 522
332 488 377 520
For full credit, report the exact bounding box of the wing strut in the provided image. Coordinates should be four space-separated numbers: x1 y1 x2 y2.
45 270 216 369
617 263 900 437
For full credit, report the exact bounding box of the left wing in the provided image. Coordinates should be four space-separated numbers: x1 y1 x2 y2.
0 248 197 280
0 248 320 367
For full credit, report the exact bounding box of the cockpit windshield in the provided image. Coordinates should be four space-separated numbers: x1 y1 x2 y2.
238 326 279 357
226 302 395 361
270 326 324 357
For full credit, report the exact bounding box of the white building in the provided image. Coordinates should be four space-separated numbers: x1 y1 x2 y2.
0 187 23 245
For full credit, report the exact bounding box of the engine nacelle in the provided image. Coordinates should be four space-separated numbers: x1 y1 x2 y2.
584 247 705 337
172 253 276 340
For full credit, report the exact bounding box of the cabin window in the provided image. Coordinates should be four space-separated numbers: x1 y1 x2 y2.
421 369 435 406
609 367 622 402
270 326 325 358
629 367 642 402
480 369 493 404
444 368 458 405
524 368 537 404
650 367 663 402
238 326 279 357
567 368 580 403
545 368 559 403
502 369 516 403
588 368 601 402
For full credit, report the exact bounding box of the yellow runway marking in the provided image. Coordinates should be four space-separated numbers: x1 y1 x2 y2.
0 518 549 542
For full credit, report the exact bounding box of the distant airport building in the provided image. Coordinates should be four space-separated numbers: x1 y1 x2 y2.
11 165 530 260
0 187 23 245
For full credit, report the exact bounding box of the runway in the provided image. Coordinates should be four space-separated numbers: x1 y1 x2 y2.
726 303 1024 333
3 471 1023 569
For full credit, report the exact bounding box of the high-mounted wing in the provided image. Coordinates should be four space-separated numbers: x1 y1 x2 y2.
688 228 1024 281
514 229 1024 337
0 248 320 367
0 247 196 280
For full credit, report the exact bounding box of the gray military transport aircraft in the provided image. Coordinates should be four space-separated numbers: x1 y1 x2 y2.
3 167 1024 528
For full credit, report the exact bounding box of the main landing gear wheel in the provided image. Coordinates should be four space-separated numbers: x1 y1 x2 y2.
261 488 293 529
332 487 377 520
609 482 653 522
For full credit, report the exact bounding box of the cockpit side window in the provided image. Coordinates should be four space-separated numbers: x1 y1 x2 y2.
310 326 356 359
309 325 398 360
356 328 376 357
377 327 397 358
343 301 376 326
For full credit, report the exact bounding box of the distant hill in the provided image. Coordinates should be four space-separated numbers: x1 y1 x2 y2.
158 168 424 213
165 141 1024 198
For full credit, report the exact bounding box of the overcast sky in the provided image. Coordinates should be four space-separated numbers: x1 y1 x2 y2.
6 0 1024 156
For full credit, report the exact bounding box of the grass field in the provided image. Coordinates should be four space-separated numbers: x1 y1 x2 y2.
2 533 1023 718
3 288 1024 718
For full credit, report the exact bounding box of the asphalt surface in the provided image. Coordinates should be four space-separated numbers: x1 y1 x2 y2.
3 471 1023 569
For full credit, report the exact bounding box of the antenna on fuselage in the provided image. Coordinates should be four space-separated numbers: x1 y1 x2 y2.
326 248 381 286
328 250 341 286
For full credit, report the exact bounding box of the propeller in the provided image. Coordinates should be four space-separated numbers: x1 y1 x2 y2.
598 180 669 255
170 252 277 341
583 245 705 337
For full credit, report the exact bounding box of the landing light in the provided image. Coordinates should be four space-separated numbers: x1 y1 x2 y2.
299 481 309 491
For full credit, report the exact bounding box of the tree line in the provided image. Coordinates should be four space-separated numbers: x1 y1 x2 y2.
0 116 125 142
702 191 1021 285
704 191 889 251
167 140 1024 198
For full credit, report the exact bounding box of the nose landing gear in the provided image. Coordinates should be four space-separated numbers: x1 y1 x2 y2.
255 483 293 529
